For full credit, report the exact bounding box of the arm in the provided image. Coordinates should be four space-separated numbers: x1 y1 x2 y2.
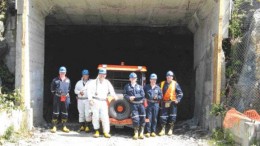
107 80 117 97
176 83 183 102
50 78 56 95
74 81 81 95
87 80 95 101
157 87 163 100
134 85 145 101
123 84 131 101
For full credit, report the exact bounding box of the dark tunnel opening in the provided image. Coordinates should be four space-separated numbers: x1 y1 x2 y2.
43 25 195 123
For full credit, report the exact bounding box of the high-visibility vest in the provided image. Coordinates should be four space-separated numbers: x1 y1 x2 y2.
160 81 176 101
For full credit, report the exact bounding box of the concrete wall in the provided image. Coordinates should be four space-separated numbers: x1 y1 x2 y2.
15 0 46 126
188 0 230 129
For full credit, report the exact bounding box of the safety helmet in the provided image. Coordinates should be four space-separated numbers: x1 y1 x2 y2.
166 70 174 76
59 66 67 73
150 73 157 80
99 68 107 74
82 69 89 75
129 72 137 78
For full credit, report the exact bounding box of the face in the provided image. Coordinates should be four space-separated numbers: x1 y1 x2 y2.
150 79 156 84
129 77 137 83
59 72 66 77
82 75 89 80
166 75 173 82
98 74 106 80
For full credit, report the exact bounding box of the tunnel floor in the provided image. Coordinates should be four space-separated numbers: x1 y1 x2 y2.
44 25 195 123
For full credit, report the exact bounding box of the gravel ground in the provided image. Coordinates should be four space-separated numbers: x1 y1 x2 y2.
2 120 210 146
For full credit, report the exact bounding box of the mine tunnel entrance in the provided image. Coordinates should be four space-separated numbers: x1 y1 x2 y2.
43 25 195 123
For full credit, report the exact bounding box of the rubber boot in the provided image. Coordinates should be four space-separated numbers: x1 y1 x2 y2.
50 119 58 133
62 119 70 133
93 130 100 138
151 132 157 137
104 132 111 138
85 122 91 132
79 122 85 131
159 125 165 136
133 127 139 140
168 123 174 136
145 133 150 138
139 126 144 139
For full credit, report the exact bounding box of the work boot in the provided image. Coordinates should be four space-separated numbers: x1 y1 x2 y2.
85 122 91 132
50 119 58 133
139 126 144 139
104 132 111 138
61 119 70 133
145 133 150 138
133 127 139 140
159 125 166 136
93 130 100 138
151 132 157 137
62 126 70 133
168 123 174 136
79 122 85 131
50 126 57 133
85 126 90 132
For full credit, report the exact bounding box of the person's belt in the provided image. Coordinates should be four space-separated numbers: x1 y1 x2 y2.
55 93 69 97
131 100 143 104
147 99 159 103
93 97 106 101
77 97 88 100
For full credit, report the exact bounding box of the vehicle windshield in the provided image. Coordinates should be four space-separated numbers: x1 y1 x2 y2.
106 71 144 93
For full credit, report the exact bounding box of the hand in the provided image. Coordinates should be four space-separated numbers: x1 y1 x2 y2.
130 96 135 101
153 96 158 100
89 100 94 106
174 100 178 104
80 91 84 96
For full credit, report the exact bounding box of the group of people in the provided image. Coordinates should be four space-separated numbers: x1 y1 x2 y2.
50 66 183 140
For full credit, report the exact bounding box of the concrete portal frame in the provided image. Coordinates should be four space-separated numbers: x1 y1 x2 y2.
14 0 228 129
15 0 46 127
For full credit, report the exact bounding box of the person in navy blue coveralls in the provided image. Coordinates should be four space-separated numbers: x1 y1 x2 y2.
144 73 162 137
50 66 71 133
123 72 146 140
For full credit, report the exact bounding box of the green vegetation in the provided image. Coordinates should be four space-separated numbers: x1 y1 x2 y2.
0 87 23 111
209 128 235 146
210 103 227 117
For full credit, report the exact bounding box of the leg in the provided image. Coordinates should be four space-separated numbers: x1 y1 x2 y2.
77 99 85 131
51 96 60 133
131 104 139 139
168 102 177 135
84 100 92 132
151 104 159 133
92 100 100 137
145 106 152 137
61 100 69 132
159 102 168 136
138 104 146 139
100 101 110 138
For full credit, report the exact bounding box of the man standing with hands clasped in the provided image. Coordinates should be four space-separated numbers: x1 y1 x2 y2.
159 70 183 136
74 69 92 132
50 66 71 133
144 73 162 137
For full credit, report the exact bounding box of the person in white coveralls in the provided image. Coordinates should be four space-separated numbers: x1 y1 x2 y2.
74 69 92 132
87 68 117 138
